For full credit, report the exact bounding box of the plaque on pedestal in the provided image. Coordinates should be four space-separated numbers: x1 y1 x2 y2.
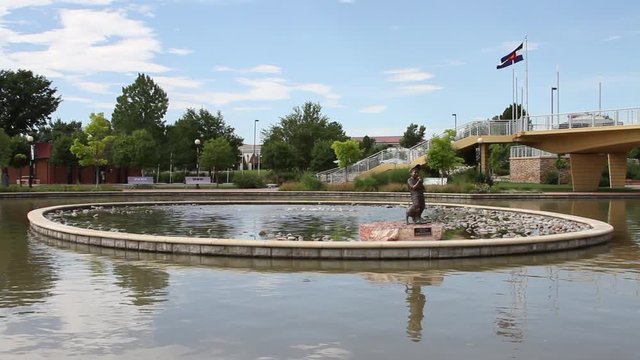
359 221 443 241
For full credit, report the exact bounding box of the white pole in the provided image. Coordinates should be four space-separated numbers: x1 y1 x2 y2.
512 67 515 123
598 82 602 112
556 68 560 124
525 35 529 119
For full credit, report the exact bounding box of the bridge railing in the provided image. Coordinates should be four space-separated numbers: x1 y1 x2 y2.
527 107 640 131
510 145 556 158
455 119 519 140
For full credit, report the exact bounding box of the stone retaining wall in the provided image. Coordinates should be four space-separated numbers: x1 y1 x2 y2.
28 200 613 260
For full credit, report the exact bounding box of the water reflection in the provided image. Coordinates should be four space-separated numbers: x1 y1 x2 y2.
3 197 640 358
0 200 57 309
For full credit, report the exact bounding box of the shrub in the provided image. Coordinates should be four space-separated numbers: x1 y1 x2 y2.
234 172 265 188
300 172 325 190
354 176 380 191
543 171 559 185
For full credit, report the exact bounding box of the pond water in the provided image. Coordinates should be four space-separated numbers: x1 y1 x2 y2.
1 196 639 359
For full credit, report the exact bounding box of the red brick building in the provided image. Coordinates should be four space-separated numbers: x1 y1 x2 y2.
5 142 140 185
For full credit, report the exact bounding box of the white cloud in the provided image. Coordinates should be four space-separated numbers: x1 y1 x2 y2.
73 81 113 94
232 106 272 112
359 105 387 113
153 76 203 90
399 84 443 94
384 68 434 82
603 35 622 42
214 64 282 74
167 48 193 56
0 8 167 77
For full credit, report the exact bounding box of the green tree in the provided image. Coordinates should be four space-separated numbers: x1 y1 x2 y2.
11 153 28 186
488 143 513 176
112 129 158 175
331 139 361 182
261 141 297 173
0 69 61 136
494 104 528 121
359 135 377 157
200 137 236 186
262 102 347 170
43 119 83 184
70 113 115 186
111 73 168 142
427 129 464 179
309 139 337 171
399 123 426 148
166 108 243 172
0 129 11 186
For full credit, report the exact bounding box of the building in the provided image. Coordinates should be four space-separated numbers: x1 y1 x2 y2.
350 136 403 147
239 143 261 170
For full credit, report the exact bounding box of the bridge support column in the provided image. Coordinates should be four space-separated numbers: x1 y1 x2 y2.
570 154 606 192
608 153 627 189
479 143 490 175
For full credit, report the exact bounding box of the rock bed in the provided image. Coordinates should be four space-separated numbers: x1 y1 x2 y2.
425 205 591 239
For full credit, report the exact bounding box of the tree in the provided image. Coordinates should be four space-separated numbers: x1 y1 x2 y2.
331 139 361 182
309 139 337 172
112 129 158 175
70 113 115 186
0 69 61 136
261 141 297 174
111 73 168 142
359 135 377 157
427 129 464 179
44 119 83 184
166 108 244 172
262 102 347 170
399 123 426 148
199 137 236 186
494 104 527 121
0 129 11 186
488 143 512 176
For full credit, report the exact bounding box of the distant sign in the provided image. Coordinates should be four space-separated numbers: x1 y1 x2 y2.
127 176 154 184
185 176 211 184
423 177 447 185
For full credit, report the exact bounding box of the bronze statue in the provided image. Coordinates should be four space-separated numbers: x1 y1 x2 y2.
406 164 426 224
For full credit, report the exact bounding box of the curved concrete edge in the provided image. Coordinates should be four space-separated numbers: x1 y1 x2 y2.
28 200 614 259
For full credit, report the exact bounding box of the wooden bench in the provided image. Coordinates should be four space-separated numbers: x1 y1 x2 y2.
185 176 211 188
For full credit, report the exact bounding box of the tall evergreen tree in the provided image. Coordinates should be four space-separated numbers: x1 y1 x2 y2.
111 73 168 142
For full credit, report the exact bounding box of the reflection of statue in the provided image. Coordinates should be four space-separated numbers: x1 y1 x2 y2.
406 165 426 224
406 284 426 342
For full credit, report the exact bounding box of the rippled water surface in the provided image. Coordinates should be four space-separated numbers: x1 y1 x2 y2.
1 196 639 359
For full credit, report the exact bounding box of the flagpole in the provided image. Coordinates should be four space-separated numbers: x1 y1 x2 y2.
556 67 560 126
512 67 515 124
525 35 529 121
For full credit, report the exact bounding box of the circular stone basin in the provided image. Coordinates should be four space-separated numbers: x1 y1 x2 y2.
28 200 613 260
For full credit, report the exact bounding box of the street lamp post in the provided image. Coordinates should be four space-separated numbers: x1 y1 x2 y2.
551 87 557 127
451 113 457 135
253 119 259 171
26 135 34 188
194 138 201 189
194 139 201 176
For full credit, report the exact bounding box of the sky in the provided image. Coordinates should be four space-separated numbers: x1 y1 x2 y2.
1 0 638 144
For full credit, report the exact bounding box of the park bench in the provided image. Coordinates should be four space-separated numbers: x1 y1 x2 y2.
127 176 155 189
16 176 40 186
184 176 211 188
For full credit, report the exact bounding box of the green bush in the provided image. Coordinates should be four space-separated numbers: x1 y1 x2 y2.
158 171 185 184
543 171 559 185
354 176 380 191
451 168 493 186
300 172 325 190
234 172 265 188
627 160 640 180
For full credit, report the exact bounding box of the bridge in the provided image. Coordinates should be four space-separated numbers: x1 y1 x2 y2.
318 107 640 192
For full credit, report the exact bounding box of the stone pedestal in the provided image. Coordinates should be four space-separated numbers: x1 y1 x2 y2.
359 221 443 241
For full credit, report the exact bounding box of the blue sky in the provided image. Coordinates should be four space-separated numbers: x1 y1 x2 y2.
1 0 638 143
